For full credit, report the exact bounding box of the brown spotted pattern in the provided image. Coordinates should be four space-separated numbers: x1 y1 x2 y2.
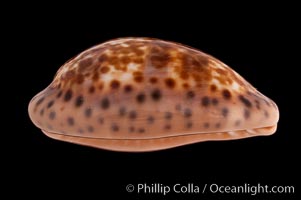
28 38 279 152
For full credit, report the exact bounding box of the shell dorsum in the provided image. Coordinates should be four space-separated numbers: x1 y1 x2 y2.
28 38 279 152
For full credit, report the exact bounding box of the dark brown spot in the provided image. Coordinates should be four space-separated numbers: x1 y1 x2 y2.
239 95 252 108
75 74 84 84
201 96 210 107
36 97 45 106
119 107 126 116
147 116 154 124
149 77 158 84
165 112 172 120
192 74 202 82
47 124 53 130
98 117 104 124
98 83 104 90
165 78 176 89
87 126 94 133
100 66 110 74
92 73 99 81
211 98 219 106
133 71 144 83
210 84 217 92
164 124 171 130
204 122 210 128
150 50 170 69
134 76 144 83
67 117 74 126
138 128 145 133
222 107 229 117
175 104 181 111
215 123 221 128
222 89 231 100
186 121 193 129
133 71 143 79
101 98 110 109
75 95 84 107
40 109 44 116
196 83 202 88
49 111 56 120
182 83 190 88
47 100 54 109
247 91 253 96
110 80 120 89
187 91 195 99
121 56 131 64
124 85 133 93
184 108 192 118
111 124 119 132
133 58 143 64
89 86 95 94
235 120 241 126
129 110 137 120
134 48 144 56
216 68 228 76
151 89 161 101
64 89 73 102
136 93 146 103
264 110 269 118
255 100 261 110
62 70 75 80
244 109 250 119
85 108 92 118
98 54 107 63
56 91 63 98
180 71 189 80
129 126 135 133
183 53 209 69
78 58 93 71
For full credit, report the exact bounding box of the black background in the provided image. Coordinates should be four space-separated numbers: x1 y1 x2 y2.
6 3 299 199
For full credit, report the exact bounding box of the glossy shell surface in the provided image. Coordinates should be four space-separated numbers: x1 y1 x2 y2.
28 38 279 152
